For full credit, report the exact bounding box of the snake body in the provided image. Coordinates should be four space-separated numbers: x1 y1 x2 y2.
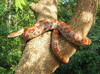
8 19 92 63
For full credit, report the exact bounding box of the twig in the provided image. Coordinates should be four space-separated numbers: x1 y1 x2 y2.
14 19 24 26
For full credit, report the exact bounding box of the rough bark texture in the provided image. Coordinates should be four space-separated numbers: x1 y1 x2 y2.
15 0 98 74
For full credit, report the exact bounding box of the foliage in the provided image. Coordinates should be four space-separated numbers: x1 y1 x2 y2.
0 0 35 73
54 1 100 74
0 0 100 74
58 0 77 22
15 0 26 10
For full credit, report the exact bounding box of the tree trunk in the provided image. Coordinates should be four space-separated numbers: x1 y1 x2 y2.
15 0 98 74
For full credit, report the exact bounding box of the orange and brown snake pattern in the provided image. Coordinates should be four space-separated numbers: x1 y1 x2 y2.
8 19 92 63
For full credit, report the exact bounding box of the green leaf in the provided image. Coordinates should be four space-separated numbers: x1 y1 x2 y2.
20 0 26 5
15 0 26 10
15 0 23 10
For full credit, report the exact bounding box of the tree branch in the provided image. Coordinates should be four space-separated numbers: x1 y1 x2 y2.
15 0 98 74
15 0 61 74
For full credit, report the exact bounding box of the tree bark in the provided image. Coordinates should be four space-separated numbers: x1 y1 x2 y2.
6 0 13 31
15 0 98 74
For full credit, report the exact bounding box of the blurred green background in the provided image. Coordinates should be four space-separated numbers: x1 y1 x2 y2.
0 0 100 74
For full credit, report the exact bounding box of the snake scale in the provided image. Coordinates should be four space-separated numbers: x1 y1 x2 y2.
8 19 92 63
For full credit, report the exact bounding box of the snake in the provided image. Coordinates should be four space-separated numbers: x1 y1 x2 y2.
8 19 92 63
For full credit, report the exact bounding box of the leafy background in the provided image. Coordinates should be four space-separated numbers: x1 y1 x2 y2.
0 0 100 74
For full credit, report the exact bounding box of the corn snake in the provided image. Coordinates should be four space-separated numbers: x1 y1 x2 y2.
8 19 92 63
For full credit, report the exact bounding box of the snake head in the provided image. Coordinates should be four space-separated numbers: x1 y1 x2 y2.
7 28 24 38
